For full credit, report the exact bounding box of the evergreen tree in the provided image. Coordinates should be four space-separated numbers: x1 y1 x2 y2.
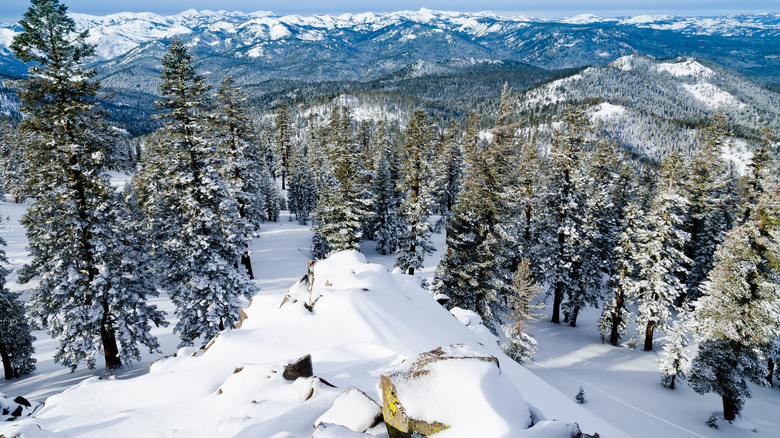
12 0 164 370
501 258 546 364
599 200 642 346
273 104 292 190
287 142 317 225
658 316 691 390
371 123 405 254
432 121 463 217
212 76 266 278
0 121 27 203
434 114 508 332
141 38 256 346
397 108 435 275
311 107 370 257
633 160 691 352
0 234 36 380
682 114 733 302
537 107 591 325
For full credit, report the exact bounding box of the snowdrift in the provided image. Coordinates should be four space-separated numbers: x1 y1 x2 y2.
0 251 624 437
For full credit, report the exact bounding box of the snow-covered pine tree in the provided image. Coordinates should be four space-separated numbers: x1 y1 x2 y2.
397 108 435 275
537 107 591 325
599 200 642 346
0 120 28 203
311 106 370 257
287 141 317 225
501 258 546 364
212 76 266 278
658 316 691 389
682 114 734 303
12 0 165 370
433 114 507 332
689 198 780 421
371 123 405 254
633 155 691 352
0 234 36 380
433 121 463 216
142 38 256 346
274 104 292 190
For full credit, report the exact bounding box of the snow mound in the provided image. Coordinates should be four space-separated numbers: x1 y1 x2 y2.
0 250 621 437
590 102 627 122
681 82 743 108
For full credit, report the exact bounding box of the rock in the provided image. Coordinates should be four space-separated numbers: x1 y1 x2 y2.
315 387 382 433
311 422 372 437
10 406 22 417
380 344 531 437
12 397 30 408
283 354 313 380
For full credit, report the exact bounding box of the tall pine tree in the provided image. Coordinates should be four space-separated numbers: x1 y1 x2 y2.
141 38 256 346
12 0 165 370
0 234 36 380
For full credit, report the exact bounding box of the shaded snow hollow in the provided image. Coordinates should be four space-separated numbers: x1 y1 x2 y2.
0 250 622 437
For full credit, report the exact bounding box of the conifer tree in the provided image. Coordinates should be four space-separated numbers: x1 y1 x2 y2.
311 107 370 257
287 142 317 225
434 114 508 332
274 104 292 190
501 258 546 364
12 0 165 370
633 157 691 352
682 114 733 302
212 76 266 278
689 204 780 421
537 107 591 325
141 38 256 346
0 121 27 203
397 108 435 275
599 199 642 346
371 123 405 254
658 316 691 390
0 235 36 380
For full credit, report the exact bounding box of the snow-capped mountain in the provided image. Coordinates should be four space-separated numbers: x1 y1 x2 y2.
0 9 778 88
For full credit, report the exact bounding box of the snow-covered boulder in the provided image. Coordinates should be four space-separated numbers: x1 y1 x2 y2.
314 387 382 433
0 393 39 421
380 344 530 437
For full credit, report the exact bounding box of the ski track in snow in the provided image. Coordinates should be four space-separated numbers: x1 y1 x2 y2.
530 360 706 438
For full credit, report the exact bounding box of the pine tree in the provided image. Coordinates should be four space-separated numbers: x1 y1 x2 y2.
633 162 691 352
12 0 165 370
397 108 435 275
273 104 292 190
141 38 256 346
689 149 780 421
434 114 508 332
658 316 691 390
599 200 642 346
501 258 546 364
212 76 266 278
0 121 28 203
682 114 733 302
0 234 36 380
287 142 317 225
537 107 591 325
311 106 370 257
371 123 405 254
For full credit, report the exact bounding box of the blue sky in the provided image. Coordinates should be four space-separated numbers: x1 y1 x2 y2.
1 0 777 22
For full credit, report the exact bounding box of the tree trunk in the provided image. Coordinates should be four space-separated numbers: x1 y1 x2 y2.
569 306 580 327
668 375 676 390
551 284 563 324
609 293 624 346
644 321 655 352
0 343 13 380
241 253 254 280
722 396 738 422
767 358 775 387
100 324 122 370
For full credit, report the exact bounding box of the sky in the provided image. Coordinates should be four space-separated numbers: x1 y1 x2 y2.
1 0 777 22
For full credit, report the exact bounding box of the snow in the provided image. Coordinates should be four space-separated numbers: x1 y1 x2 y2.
681 82 743 108
657 59 714 78
0 28 17 48
1 192 779 436
314 387 380 432
590 102 627 122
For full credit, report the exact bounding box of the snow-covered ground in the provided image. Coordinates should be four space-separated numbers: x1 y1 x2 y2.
1 197 780 437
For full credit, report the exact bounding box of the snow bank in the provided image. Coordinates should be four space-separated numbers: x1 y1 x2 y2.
0 250 622 437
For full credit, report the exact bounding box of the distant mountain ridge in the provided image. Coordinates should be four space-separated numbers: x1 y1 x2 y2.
0 9 779 88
